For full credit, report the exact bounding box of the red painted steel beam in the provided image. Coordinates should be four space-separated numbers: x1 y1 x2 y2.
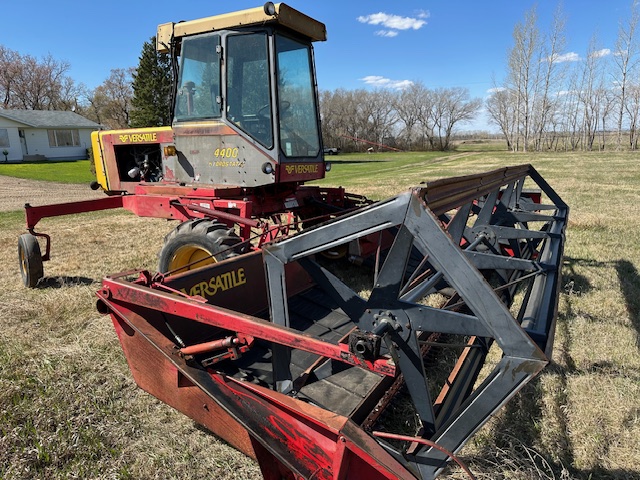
25 195 124 230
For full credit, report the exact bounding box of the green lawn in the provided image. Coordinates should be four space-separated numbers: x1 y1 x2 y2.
0 160 95 183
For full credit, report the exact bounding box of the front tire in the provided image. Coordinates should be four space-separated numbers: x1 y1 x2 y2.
18 233 44 288
158 219 243 275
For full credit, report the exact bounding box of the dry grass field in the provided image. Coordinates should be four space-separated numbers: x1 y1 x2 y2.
1 149 639 479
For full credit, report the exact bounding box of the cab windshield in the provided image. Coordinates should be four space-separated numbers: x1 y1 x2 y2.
226 33 273 148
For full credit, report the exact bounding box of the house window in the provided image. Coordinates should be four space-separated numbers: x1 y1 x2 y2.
0 129 9 148
48 129 80 147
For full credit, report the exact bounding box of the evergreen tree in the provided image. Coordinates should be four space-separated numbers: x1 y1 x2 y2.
130 37 173 127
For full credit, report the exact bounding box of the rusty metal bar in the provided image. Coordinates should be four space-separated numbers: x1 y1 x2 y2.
97 281 397 378
179 336 243 356
175 201 263 228
422 164 531 216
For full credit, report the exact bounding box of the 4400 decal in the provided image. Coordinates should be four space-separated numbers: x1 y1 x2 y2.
214 147 239 158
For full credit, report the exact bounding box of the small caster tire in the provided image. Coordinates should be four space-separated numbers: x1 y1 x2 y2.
18 233 44 288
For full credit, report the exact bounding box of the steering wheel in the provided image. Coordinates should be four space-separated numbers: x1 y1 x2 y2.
257 101 290 117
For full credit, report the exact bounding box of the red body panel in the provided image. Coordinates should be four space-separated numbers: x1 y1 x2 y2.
25 182 357 246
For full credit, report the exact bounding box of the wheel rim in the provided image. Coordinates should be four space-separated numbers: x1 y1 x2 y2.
19 245 28 278
168 244 217 273
319 243 348 260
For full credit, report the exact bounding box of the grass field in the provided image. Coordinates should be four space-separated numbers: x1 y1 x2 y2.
1 149 639 479
0 160 95 183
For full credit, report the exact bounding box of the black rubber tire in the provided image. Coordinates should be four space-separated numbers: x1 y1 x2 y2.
18 233 44 288
158 219 243 274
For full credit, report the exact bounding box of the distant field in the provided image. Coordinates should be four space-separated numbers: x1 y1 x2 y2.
0 159 95 183
1 148 639 479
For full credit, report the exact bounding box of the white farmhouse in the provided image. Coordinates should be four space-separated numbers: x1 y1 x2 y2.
0 110 102 162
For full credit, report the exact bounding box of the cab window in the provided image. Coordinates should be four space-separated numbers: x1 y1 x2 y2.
276 35 320 158
175 33 221 121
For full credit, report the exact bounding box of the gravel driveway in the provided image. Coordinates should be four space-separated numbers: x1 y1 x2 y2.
0 175 104 212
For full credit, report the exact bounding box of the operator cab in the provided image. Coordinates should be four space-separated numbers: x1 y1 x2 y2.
158 2 327 187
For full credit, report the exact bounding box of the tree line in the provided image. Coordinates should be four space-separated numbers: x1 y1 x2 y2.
320 85 481 152
488 2 640 152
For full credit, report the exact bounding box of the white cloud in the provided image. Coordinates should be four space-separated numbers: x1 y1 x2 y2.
590 48 612 58
375 30 398 38
416 10 431 20
361 75 414 90
556 90 577 97
548 52 581 63
357 12 427 31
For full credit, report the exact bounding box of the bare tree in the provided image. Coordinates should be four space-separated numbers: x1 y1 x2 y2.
394 82 429 150
613 1 640 149
486 87 517 151
430 87 482 151
319 88 363 151
360 89 398 148
507 6 541 151
557 69 581 151
412 89 436 150
532 4 568 151
0 46 20 108
575 36 610 150
626 82 640 149
86 68 134 129
0 47 78 110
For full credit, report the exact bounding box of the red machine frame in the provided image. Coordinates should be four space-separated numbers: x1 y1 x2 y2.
24 182 369 267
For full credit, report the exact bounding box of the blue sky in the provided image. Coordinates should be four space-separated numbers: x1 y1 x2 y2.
2 1 635 130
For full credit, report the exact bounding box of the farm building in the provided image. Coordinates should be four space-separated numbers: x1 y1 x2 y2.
0 109 102 162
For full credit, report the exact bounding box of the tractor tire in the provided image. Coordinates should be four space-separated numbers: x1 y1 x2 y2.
18 233 44 288
158 219 243 275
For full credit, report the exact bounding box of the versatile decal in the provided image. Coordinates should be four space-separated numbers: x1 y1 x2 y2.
285 164 319 175
180 268 246 297
118 132 158 143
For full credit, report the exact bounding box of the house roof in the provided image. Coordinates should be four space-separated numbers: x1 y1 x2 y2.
0 109 101 129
